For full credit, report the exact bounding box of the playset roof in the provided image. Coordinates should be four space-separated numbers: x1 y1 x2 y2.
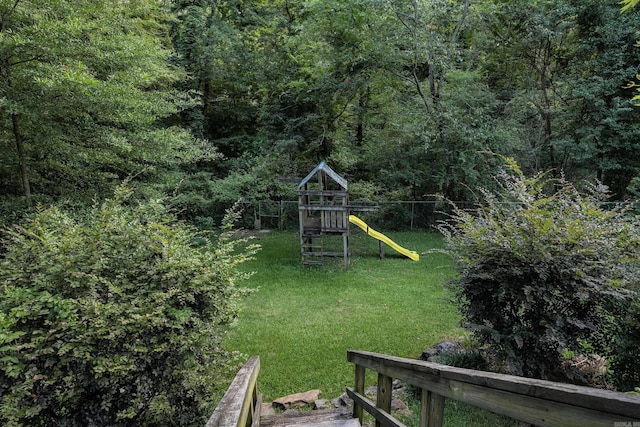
297 161 347 191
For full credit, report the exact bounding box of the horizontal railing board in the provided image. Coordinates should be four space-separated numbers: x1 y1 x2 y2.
299 205 350 212
298 190 349 196
347 350 640 426
302 252 345 257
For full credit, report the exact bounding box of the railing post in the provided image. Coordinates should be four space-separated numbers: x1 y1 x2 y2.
206 356 260 427
376 373 393 427
420 388 444 427
250 378 261 427
411 201 415 230
353 364 365 424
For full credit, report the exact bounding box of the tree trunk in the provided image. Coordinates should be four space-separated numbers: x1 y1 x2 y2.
539 39 558 177
355 86 369 147
12 113 31 197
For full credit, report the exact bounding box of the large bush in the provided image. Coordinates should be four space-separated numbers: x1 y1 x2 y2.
0 185 258 426
611 297 640 391
438 160 640 386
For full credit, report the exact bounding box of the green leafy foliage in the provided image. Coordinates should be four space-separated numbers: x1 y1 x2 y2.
0 184 259 426
0 0 197 200
611 298 640 391
439 160 640 385
479 0 640 196
621 0 640 13
4 0 640 218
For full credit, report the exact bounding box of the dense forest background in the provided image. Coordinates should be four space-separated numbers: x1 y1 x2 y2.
2 0 640 224
2 3 640 424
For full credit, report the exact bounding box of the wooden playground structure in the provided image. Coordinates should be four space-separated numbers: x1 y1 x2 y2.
297 162 419 269
297 162 351 269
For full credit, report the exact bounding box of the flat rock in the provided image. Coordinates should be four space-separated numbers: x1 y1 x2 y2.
392 399 408 411
334 392 353 407
420 340 462 361
273 389 321 410
392 398 412 416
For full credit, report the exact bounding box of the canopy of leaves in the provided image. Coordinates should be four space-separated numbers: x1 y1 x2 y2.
161 0 640 205
0 0 200 201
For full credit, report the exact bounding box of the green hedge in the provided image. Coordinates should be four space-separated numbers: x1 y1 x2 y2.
0 185 258 426
439 160 640 388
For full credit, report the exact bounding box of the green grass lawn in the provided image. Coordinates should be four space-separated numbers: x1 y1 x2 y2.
223 229 515 426
224 229 462 400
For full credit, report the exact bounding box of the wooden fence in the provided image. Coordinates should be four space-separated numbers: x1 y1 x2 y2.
346 350 640 427
205 356 261 427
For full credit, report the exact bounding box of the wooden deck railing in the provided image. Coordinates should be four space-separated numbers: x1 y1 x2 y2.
205 356 261 427
346 350 640 427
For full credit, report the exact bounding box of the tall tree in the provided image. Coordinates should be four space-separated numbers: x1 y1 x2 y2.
480 0 577 175
367 0 515 200
567 0 640 197
0 0 195 200
480 0 640 197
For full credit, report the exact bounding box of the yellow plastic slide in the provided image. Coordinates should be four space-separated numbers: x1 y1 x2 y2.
348 215 420 261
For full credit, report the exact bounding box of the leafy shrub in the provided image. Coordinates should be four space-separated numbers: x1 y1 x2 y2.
0 195 54 233
431 349 487 371
375 203 412 231
438 160 640 385
611 298 640 391
0 184 259 426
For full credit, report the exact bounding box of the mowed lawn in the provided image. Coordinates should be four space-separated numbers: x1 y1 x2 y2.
223 229 464 401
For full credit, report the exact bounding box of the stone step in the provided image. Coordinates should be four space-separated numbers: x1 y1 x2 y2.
260 408 359 427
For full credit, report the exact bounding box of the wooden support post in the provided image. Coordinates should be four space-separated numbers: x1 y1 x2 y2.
379 239 384 260
344 233 349 270
299 195 305 266
353 364 365 424
411 201 415 230
376 373 393 427
420 388 445 427
251 388 262 427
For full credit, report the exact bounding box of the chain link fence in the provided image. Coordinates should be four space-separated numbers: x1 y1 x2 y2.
235 200 638 232
238 200 478 231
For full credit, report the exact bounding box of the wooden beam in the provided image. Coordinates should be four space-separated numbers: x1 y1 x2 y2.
297 190 348 196
346 388 407 427
251 393 262 427
347 350 640 426
421 389 444 427
376 373 393 427
343 233 349 270
299 205 350 212
353 364 366 423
